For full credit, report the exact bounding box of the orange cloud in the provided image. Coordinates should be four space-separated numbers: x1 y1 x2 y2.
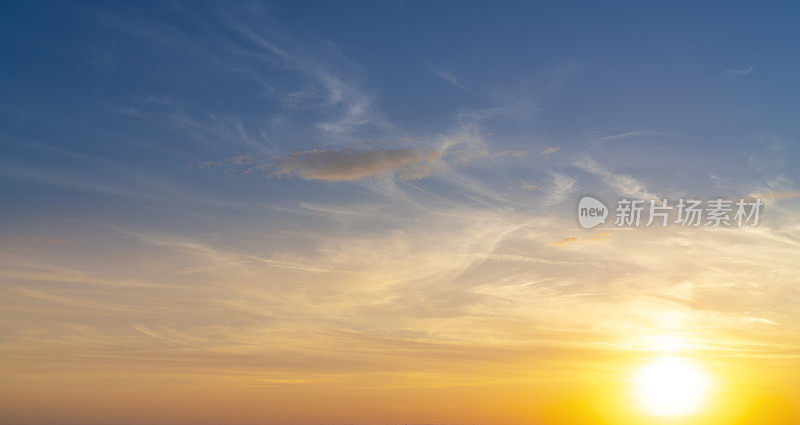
556 237 580 246
201 148 452 181
275 148 442 181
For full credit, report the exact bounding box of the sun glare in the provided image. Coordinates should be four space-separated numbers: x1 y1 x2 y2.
634 356 711 416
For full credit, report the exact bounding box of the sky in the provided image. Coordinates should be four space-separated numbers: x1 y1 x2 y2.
1 1 800 424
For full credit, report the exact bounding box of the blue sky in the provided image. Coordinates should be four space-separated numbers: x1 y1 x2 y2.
2 2 800 424
3 1 798 229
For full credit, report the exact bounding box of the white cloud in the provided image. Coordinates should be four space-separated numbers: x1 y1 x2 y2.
725 65 755 76
574 156 658 200
542 171 577 205
435 70 470 92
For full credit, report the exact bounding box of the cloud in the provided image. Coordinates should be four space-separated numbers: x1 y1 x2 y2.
747 138 786 173
435 70 470 92
103 104 143 117
556 237 579 246
743 317 778 326
541 146 560 155
494 149 530 159
104 3 394 141
199 154 257 171
578 127 656 148
573 157 658 200
725 65 755 77
542 171 577 205
750 189 800 201
220 11 393 137
201 124 488 183
275 148 442 181
590 232 611 241
202 147 447 181
555 233 611 246
520 180 538 191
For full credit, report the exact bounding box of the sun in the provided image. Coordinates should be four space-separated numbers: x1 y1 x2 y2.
634 356 711 416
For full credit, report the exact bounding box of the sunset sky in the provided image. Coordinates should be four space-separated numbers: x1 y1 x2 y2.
1 2 799 424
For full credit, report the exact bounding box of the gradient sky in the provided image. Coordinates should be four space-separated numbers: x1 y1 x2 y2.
2 2 800 425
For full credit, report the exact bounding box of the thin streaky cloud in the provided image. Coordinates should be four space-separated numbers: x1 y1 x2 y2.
435 70 471 93
3 3 800 424
725 65 755 76
573 156 658 200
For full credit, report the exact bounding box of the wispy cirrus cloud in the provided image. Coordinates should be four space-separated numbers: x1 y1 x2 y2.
573 156 658 200
102 2 395 149
542 171 577 205
725 65 755 77
217 7 394 139
435 70 471 93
